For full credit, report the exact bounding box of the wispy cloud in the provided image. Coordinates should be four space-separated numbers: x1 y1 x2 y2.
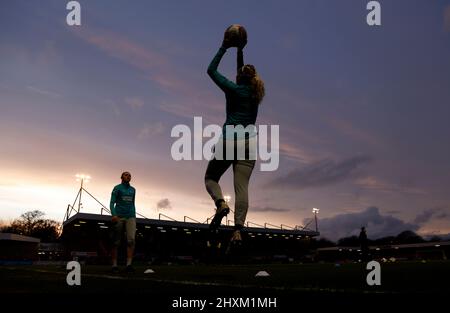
252 206 291 213
413 208 449 225
26 86 61 98
156 198 172 210
70 27 222 121
125 97 145 110
355 176 426 195
278 142 316 164
327 116 383 148
137 122 165 140
72 28 167 72
156 98 223 124
266 155 371 189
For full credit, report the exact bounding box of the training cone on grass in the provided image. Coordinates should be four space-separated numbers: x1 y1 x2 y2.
144 269 155 274
255 271 270 277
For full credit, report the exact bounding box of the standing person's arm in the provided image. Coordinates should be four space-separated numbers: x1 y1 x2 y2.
237 48 244 72
132 188 136 216
237 31 246 72
207 47 239 93
110 187 119 221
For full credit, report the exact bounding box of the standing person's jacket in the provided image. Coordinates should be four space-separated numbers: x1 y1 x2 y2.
207 47 258 139
110 182 136 218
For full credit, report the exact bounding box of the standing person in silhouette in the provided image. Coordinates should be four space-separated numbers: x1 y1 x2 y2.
110 171 136 273
205 27 265 248
359 227 369 261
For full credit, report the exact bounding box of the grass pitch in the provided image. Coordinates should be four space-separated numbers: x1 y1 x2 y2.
1 261 449 294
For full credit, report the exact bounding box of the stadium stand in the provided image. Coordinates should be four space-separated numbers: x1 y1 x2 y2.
61 212 319 264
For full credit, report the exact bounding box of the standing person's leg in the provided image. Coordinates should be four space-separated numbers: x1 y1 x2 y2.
205 157 233 230
205 158 233 206
111 218 124 271
232 159 256 237
205 139 233 206
125 217 136 271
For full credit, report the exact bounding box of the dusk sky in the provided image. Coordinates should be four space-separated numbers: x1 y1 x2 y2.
1 0 450 240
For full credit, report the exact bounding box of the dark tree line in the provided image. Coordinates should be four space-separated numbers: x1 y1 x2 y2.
0 210 61 242
314 230 440 248
337 230 428 247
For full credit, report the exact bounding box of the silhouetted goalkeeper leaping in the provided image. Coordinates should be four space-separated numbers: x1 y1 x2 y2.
204 25 265 248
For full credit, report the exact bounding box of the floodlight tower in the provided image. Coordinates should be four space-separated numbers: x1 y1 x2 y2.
75 173 91 212
312 207 319 232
